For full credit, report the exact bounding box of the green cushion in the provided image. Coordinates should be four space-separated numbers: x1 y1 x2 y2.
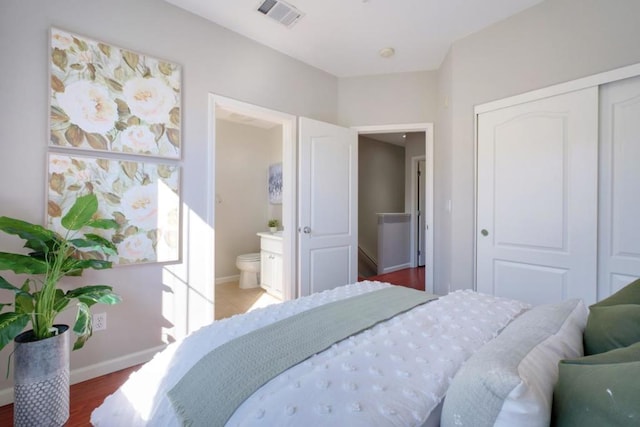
583 304 640 355
593 278 640 307
552 343 640 427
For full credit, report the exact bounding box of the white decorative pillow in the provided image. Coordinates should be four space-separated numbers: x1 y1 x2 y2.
440 298 588 427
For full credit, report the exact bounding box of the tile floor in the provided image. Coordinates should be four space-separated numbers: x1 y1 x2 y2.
215 281 281 320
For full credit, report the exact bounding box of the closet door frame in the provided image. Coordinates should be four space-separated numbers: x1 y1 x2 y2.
474 62 640 301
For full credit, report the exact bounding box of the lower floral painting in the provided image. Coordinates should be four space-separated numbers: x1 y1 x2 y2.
47 152 180 265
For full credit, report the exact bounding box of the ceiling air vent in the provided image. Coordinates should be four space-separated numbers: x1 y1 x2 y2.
257 0 304 28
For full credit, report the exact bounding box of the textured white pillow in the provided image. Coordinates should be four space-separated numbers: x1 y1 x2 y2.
441 298 588 427
493 299 587 427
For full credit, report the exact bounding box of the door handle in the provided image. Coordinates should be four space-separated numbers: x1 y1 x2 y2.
303 226 311 234
481 229 489 236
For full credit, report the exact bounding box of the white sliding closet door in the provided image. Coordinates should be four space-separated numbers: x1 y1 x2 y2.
598 76 640 298
477 87 599 305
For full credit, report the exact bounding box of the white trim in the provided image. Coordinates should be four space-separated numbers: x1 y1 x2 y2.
215 274 240 285
208 94 298 303
353 123 435 293
475 62 640 114
353 123 433 134
0 345 165 406
411 155 426 267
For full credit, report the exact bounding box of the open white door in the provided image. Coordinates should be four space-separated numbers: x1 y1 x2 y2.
299 117 358 296
476 87 598 305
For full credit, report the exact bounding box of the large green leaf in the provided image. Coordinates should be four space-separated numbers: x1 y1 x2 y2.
61 194 98 231
72 302 91 351
53 289 70 313
71 259 112 271
86 219 119 230
15 292 34 314
67 285 121 306
25 234 62 254
0 276 22 293
69 234 117 256
0 312 30 352
0 217 56 252
0 253 48 274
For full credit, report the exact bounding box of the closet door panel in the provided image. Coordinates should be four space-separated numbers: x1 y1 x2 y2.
477 87 598 305
599 76 640 297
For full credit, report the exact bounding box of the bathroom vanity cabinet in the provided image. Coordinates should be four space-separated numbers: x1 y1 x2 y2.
257 232 283 299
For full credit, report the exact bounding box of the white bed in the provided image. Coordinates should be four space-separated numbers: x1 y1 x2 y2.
91 281 587 427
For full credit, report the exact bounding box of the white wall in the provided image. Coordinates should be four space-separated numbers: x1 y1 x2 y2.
215 120 282 280
442 0 640 292
358 136 405 261
434 51 453 296
338 71 438 126
0 0 337 399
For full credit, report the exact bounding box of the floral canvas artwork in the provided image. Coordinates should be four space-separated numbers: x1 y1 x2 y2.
49 28 181 159
47 153 181 264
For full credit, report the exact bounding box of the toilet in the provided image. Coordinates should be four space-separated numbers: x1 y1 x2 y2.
236 253 261 289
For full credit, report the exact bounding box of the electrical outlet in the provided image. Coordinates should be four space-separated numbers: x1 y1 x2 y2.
93 312 107 331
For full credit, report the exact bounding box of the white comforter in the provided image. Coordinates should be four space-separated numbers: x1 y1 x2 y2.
91 282 529 426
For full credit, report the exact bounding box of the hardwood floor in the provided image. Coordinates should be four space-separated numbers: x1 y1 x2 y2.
361 266 426 291
0 364 141 426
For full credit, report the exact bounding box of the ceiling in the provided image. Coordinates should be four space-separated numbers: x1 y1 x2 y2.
165 0 543 77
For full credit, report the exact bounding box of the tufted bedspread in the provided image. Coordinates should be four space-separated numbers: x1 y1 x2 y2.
91 281 529 426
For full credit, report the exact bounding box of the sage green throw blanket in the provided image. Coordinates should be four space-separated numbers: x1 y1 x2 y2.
168 286 437 426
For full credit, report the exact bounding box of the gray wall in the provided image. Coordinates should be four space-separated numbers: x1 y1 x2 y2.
0 0 337 397
338 71 438 126
439 0 640 292
358 136 405 262
403 133 426 213
434 51 453 296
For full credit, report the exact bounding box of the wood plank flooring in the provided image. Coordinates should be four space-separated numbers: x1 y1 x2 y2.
0 364 141 426
0 269 425 425
362 266 426 291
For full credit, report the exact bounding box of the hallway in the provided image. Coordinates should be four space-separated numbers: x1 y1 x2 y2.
361 266 425 291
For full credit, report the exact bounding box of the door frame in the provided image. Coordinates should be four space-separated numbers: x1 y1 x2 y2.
413 155 427 267
208 94 297 302
353 123 435 293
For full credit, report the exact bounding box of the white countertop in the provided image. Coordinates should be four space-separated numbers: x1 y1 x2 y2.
257 231 283 240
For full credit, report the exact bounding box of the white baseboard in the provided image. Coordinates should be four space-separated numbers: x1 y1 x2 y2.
379 263 412 275
216 274 239 285
0 344 166 406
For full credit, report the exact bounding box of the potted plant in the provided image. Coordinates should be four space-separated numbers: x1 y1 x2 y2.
0 193 121 426
268 219 279 233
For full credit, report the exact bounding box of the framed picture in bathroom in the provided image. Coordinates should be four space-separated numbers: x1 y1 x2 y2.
268 163 282 204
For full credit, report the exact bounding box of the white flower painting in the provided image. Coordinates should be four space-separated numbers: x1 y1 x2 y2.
49 27 181 159
47 153 181 265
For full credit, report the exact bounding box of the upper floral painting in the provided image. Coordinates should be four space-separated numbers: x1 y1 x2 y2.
49 28 181 159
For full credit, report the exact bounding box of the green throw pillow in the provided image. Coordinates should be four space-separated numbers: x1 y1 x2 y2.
552 342 640 427
583 304 640 355
593 277 640 306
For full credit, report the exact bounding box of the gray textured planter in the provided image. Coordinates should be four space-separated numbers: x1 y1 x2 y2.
13 325 70 427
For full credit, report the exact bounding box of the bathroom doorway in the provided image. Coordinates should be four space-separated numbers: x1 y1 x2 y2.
209 95 297 319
